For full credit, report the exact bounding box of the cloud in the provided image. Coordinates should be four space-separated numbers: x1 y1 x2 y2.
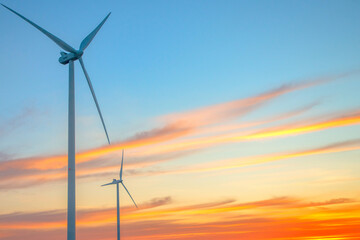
0 152 11 162
142 109 360 156
0 109 359 190
302 198 355 207
241 110 360 140
0 106 37 138
0 71 358 189
0 196 359 240
159 78 325 130
142 197 173 208
137 138 360 176
0 196 173 230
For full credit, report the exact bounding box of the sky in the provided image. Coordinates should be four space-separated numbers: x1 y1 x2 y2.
0 0 360 239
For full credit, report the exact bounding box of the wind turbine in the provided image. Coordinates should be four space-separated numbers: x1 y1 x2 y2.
2 4 111 240
102 149 138 240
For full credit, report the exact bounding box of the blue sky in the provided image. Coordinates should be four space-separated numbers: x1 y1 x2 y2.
0 1 360 239
0 0 359 166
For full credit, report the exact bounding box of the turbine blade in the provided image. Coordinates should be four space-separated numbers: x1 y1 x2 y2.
101 182 115 186
1 4 77 53
79 12 111 51
120 149 124 181
79 57 110 144
121 182 138 208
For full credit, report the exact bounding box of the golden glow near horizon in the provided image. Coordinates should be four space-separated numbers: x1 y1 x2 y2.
1 197 359 239
1 86 360 239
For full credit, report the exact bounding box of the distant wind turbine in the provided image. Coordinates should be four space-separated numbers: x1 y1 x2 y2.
1 4 111 240
102 149 138 240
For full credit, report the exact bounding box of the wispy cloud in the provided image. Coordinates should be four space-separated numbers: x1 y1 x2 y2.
0 196 172 230
182 138 360 175
140 109 360 156
0 106 37 138
108 138 360 178
0 196 359 240
0 72 358 189
0 110 359 189
159 72 348 129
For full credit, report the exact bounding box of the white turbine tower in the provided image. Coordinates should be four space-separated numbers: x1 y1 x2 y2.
2 4 111 240
102 149 138 240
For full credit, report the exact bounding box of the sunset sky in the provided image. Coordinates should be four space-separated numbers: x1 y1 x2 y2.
1 0 360 239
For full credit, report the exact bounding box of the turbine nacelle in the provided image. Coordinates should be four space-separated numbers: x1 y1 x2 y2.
112 179 122 184
101 150 138 209
59 51 83 65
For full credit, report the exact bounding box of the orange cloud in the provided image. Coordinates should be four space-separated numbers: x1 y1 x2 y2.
138 109 360 156
1 196 359 240
242 111 360 140
111 138 360 179
1 111 360 190
0 72 358 189
160 72 347 128
188 139 360 174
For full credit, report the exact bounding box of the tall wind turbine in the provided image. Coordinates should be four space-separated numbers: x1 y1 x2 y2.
102 149 138 240
2 4 111 240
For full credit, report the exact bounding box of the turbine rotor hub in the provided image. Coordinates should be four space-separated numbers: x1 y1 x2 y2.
58 51 83 65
